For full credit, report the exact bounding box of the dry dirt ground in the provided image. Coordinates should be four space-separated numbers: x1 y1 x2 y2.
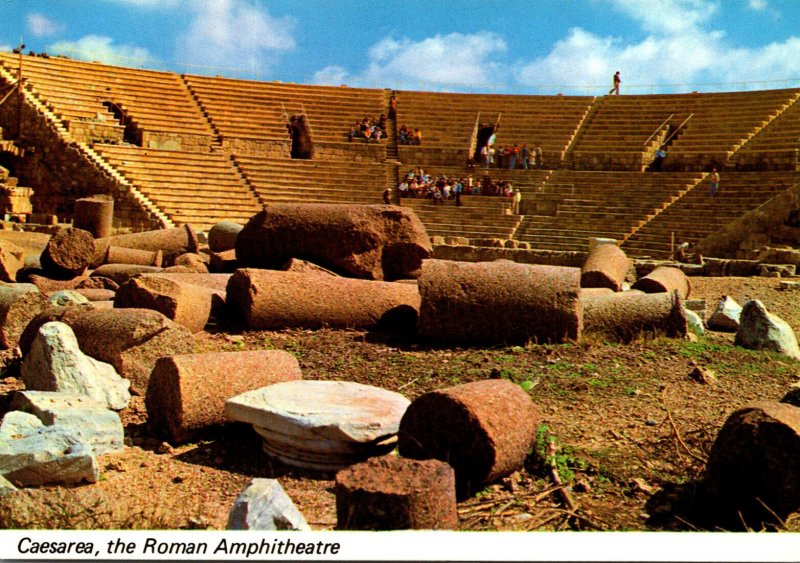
1 275 799 532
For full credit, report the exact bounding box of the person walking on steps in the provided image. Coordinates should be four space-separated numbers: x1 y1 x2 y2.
609 71 621 95
708 167 720 197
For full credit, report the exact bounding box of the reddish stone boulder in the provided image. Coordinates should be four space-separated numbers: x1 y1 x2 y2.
146 350 302 444
235 205 432 280
632 266 691 299
40 228 96 279
581 243 630 292
335 456 458 530
398 379 540 498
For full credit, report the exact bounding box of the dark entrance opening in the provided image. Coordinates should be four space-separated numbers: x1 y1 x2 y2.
102 101 140 145
474 125 495 162
288 114 314 159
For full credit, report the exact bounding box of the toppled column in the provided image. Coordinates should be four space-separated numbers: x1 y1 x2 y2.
417 259 582 345
73 195 114 239
631 266 691 299
104 246 163 267
227 268 420 332
398 379 540 498
40 228 97 279
335 456 458 530
146 350 302 444
90 264 164 285
580 243 630 291
235 205 432 280
115 276 216 333
95 224 198 266
582 290 687 342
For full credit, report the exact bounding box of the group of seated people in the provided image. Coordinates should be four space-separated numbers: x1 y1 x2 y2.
348 115 389 142
398 124 422 145
396 169 516 201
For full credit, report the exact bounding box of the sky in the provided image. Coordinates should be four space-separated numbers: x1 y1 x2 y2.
1 0 800 95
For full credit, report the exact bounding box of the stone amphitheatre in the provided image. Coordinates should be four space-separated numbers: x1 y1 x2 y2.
1 52 800 535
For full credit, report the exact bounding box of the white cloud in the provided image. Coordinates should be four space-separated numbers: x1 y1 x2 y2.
315 32 507 90
47 35 151 66
748 0 768 10
27 13 65 38
175 0 295 77
99 0 181 8
609 0 718 34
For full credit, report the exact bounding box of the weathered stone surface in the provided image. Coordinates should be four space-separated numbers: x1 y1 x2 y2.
734 300 800 359
209 249 238 273
759 263 795 277
335 456 458 530
20 307 194 394
707 296 742 332
173 253 209 273
235 205 432 280
704 401 800 529
27 274 91 292
96 225 198 266
0 239 24 283
227 478 310 531
11 391 124 455
0 286 50 349
146 350 302 444
417 259 582 345
398 379 540 498
0 410 99 486
142 272 232 292
73 194 114 239
103 246 163 268
91 263 164 285
208 221 243 253
780 280 800 291
227 268 420 332
281 258 337 276
48 289 90 306
684 298 707 320
588 237 617 251
685 308 705 336
581 243 630 292
71 288 116 302
115 276 214 333
21 321 131 410
781 383 800 408
631 266 691 299
40 228 96 279
582 290 687 342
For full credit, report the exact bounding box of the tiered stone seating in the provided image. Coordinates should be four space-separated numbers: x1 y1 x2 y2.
93 144 262 229
233 156 388 205
515 171 704 252
622 171 800 258
732 95 800 170
184 75 386 148
0 53 214 144
394 91 592 166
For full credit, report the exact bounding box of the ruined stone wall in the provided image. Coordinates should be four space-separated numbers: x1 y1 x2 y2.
0 95 160 230
65 119 125 145
432 243 587 267
225 138 385 162
144 131 212 152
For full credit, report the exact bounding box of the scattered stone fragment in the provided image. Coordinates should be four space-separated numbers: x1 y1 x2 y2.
21 321 131 410
0 410 98 486
91 264 164 285
27 274 90 292
280 258 338 276
398 379 540 498
335 456 458 530
734 300 800 359
0 240 25 283
115 276 214 333
40 228 96 279
208 221 243 253
417 259 581 345
688 362 716 385
0 285 50 349
226 380 410 471
235 205 432 280
704 401 800 530
758 263 795 278
631 266 691 299
581 243 630 292
227 478 310 531
684 308 705 336
72 288 116 302
209 249 238 273
227 269 420 333
0 474 16 494
48 290 90 306
173 253 209 273
11 391 125 455
779 280 800 291
781 383 800 408
73 194 114 239
707 296 742 332
146 350 302 444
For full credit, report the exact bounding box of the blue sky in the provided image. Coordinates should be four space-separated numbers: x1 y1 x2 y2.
1 0 800 94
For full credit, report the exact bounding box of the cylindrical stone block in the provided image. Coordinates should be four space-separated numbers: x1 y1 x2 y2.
226 268 421 332
208 221 243 253
28 274 91 293
90 264 164 285
398 379 540 498
335 456 458 530
631 266 691 299
40 228 97 279
104 246 163 267
73 195 114 239
582 290 687 342
114 276 215 333
581 243 630 292
146 350 302 444
417 259 582 345
96 224 198 266
73 288 116 302
141 273 232 292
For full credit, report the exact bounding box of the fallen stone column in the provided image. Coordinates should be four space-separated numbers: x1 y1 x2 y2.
208 221 243 253
580 243 630 291
40 228 96 280
104 246 163 267
0 285 50 349
146 350 302 444
73 195 114 239
227 268 420 332
235 205 432 280
417 259 582 345
96 224 198 266
631 266 691 299
335 456 458 530
398 379 540 498
91 264 164 285
115 276 216 333
142 272 232 292
582 290 687 342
